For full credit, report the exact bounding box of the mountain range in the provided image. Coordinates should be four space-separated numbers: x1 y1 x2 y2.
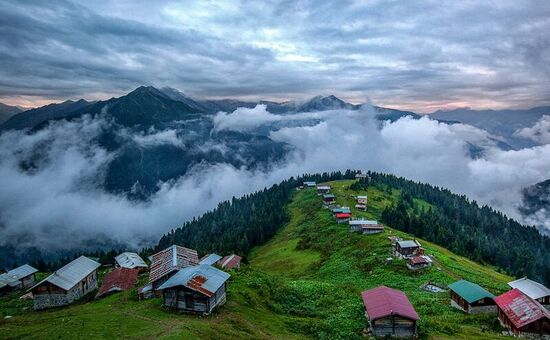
0 102 23 124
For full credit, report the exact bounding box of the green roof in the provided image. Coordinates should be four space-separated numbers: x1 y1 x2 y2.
448 280 495 303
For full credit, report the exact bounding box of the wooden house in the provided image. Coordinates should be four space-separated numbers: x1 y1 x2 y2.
0 264 38 294
96 267 139 299
349 219 384 234
303 181 316 188
158 264 230 315
322 194 336 205
407 256 431 271
448 279 496 314
361 286 419 337
335 213 351 224
357 195 368 204
316 185 331 195
115 252 148 272
30 256 100 310
332 206 350 215
355 173 367 179
495 288 550 337
218 254 242 270
508 277 550 309
394 240 422 258
149 245 199 291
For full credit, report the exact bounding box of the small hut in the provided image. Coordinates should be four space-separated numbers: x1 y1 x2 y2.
0 264 38 294
96 267 139 299
508 277 550 309
407 256 431 271
361 286 419 337
394 240 422 258
349 219 384 234
115 252 148 272
218 255 242 270
303 181 316 188
335 213 351 224
495 288 550 337
322 194 336 205
158 264 230 315
332 206 350 215
448 279 496 314
316 185 331 195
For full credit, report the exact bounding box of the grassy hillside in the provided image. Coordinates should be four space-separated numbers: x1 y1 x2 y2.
1 180 514 339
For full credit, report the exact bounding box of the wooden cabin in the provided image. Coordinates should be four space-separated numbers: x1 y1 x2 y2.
322 194 336 205
361 286 419 337
158 264 230 315
149 245 199 291
96 267 139 299
357 195 368 205
448 279 496 314
407 256 431 271
30 256 100 310
303 181 316 188
508 277 550 309
218 254 242 270
394 240 422 258
355 173 367 179
349 219 384 234
115 252 148 273
495 288 550 337
0 264 38 294
332 206 350 215
335 213 351 224
316 185 331 195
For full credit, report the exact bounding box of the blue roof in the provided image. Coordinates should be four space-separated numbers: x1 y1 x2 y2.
157 264 230 296
199 254 222 266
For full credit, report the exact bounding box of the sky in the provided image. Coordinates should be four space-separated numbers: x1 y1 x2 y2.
0 0 550 112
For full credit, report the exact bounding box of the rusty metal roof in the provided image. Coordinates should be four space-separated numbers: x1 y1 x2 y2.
31 256 100 291
0 264 38 289
495 288 550 329
218 254 242 270
115 252 148 270
149 245 199 284
361 286 419 321
96 267 139 298
157 264 230 297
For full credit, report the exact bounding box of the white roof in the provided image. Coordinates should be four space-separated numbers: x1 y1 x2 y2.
508 277 550 300
32 256 100 291
0 264 38 289
115 252 148 269
349 219 379 226
357 195 368 199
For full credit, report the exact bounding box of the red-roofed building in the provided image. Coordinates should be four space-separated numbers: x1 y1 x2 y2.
361 286 419 337
149 245 199 290
407 255 431 271
218 254 242 270
96 268 139 299
495 288 550 337
335 213 351 224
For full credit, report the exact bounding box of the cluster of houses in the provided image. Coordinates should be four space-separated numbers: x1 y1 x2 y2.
1 245 241 315
390 237 433 271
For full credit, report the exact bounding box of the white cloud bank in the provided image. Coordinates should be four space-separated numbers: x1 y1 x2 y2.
514 115 550 145
1 107 549 256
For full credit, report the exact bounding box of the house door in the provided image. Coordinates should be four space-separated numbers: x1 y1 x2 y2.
185 294 194 310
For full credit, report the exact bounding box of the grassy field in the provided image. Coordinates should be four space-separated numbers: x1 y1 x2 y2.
0 180 513 339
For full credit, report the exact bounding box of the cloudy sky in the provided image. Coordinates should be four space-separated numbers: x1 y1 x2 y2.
1 0 549 112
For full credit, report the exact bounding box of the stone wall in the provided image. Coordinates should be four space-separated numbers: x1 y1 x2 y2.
33 294 69 310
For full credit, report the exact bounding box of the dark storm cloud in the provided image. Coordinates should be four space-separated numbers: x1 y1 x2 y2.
0 0 549 110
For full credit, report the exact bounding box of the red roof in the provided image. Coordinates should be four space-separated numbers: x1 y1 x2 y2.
149 245 199 284
336 213 351 218
96 268 139 298
218 254 242 270
361 286 419 321
495 288 550 329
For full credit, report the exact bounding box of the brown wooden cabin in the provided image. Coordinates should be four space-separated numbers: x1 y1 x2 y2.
30 256 100 310
448 279 496 314
148 245 199 291
0 264 38 294
361 286 419 337
394 240 422 258
158 264 230 315
495 288 550 337
407 256 431 271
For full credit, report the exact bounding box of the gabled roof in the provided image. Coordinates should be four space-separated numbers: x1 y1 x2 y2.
96 268 139 298
115 252 148 270
448 279 495 303
0 264 38 289
409 256 429 265
349 219 379 226
397 240 420 248
218 254 242 270
157 264 230 297
32 256 100 291
199 254 222 266
361 286 419 321
336 213 351 218
332 207 350 214
495 288 550 329
508 277 550 300
149 245 199 284
323 194 335 199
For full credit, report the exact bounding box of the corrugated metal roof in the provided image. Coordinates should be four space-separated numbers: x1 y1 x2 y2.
448 279 495 303
323 194 335 198
357 195 368 199
508 277 550 300
397 240 420 248
218 254 242 270
332 207 350 214
115 252 148 270
316 185 331 190
199 254 222 266
495 288 550 329
0 264 38 289
32 256 100 291
349 219 379 226
157 264 230 297
409 256 429 265
336 213 350 218
361 286 419 321
149 245 199 284
96 267 139 298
